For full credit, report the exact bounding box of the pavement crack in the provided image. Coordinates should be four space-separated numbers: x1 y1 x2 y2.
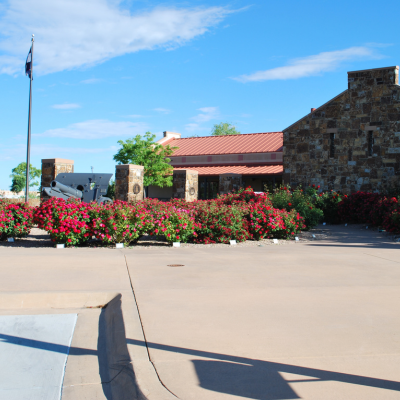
363 253 400 264
124 255 179 399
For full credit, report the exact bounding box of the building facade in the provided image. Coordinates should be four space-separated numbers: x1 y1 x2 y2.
150 131 283 200
283 66 400 193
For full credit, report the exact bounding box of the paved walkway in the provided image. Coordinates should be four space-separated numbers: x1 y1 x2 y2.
0 225 399 399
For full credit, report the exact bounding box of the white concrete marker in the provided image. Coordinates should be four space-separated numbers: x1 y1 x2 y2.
56 244 64 249
0 314 77 400
229 240 237 245
116 243 124 248
173 242 181 248
295 237 299 241
273 239 278 244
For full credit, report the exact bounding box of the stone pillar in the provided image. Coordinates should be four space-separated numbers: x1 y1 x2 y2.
172 169 198 202
115 164 144 202
219 173 242 195
41 158 74 200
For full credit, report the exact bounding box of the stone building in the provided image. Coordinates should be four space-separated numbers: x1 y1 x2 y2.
152 131 283 200
283 66 400 193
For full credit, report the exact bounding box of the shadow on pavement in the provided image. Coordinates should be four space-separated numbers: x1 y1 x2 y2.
128 339 400 400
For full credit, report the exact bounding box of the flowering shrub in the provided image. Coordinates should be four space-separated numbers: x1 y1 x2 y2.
314 190 343 224
88 201 153 245
268 185 323 229
0 200 33 240
192 202 249 244
337 192 400 233
247 202 305 240
34 198 91 246
383 206 400 233
152 207 196 243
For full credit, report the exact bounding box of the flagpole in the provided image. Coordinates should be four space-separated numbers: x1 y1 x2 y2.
25 34 34 204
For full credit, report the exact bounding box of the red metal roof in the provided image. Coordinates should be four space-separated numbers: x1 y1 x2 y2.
165 132 283 156
174 165 283 176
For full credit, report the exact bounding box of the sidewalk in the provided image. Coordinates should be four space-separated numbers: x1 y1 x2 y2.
0 224 399 399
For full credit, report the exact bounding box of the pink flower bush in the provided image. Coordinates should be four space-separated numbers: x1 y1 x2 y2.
34 197 91 246
0 200 33 240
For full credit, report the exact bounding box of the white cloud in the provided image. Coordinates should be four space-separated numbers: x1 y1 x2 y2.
234 46 384 82
185 123 201 132
154 108 171 114
0 0 231 75
192 106 219 123
34 119 148 139
80 78 103 84
52 103 81 110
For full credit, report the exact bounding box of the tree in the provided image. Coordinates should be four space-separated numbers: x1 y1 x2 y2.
10 162 41 193
211 122 240 136
113 131 177 189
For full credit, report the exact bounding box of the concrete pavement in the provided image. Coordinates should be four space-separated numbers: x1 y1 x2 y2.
0 225 399 399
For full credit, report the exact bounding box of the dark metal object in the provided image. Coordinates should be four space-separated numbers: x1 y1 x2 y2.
133 183 141 194
167 264 185 267
43 173 113 204
189 187 195 196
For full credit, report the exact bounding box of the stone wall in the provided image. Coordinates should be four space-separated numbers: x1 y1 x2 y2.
172 169 198 202
41 158 74 200
115 164 144 202
283 66 400 193
219 173 242 195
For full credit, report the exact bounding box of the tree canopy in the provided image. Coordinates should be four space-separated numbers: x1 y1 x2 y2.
211 122 240 136
9 162 41 193
113 131 177 188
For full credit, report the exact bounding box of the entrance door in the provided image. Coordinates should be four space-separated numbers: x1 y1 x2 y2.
199 177 219 200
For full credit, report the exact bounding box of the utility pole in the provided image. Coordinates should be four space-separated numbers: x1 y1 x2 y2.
25 34 34 203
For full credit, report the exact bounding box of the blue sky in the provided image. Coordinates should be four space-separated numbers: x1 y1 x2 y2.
0 0 398 189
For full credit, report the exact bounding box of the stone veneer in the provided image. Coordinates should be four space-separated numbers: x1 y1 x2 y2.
115 164 144 202
283 66 400 193
41 158 74 200
172 169 198 202
219 173 242 195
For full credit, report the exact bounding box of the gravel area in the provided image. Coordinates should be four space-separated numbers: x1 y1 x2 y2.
0 226 334 249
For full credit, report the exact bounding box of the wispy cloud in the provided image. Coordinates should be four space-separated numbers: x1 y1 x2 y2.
0 0 231 75
233 46 385 82
52 103 81 110
80 78 103 84
34 119 148 139
184 106 219 132
185 123 202 132
192 106 219 123
154 108 171 115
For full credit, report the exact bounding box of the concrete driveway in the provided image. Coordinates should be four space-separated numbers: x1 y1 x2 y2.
0 225 399 399
125 226 400 400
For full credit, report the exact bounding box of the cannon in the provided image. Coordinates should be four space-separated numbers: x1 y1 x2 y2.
42 173 113 204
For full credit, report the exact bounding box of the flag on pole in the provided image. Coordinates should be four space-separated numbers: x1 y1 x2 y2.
25 47 32 78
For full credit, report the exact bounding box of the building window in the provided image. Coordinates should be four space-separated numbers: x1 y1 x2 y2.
368 131 374 156
348 148 352 161
329 132 335 158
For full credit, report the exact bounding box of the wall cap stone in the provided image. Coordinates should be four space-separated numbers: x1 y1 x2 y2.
116 164 144 169
347 66 399 74
41 158 74 163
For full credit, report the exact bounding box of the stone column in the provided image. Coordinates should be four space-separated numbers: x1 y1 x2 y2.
41 158 74 200
219 173 242 195
115 164 144 202
172 169 198 202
